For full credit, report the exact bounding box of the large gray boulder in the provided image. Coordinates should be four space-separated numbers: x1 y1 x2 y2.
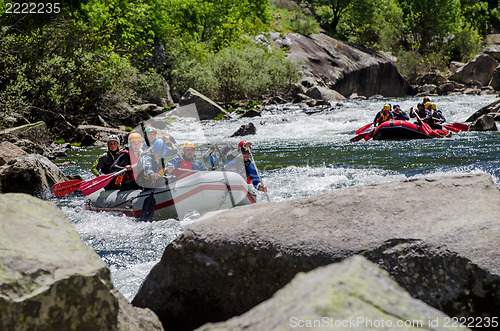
0 121 50 144
449 54 499 86
466 98 500 122
0 154 67 196
275 33 412 97
469 114 498 131
133 173 500 330
0 194 163 331
198 256 467 331
0 141 28 166
178 88 231 120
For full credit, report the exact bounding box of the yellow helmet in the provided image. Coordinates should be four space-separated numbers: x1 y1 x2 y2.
431 103 436 110
425 102 432 109
183 141 196 150
128 132 143 143
383 104 391 111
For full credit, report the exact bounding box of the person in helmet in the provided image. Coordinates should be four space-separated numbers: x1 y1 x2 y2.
137 139 171 188
165 141 207 179
110 132 144 190
391 104 409 121
373 104 394 127
410 102 432 126
238 141 267 192
90 135 121 187
143 125 178 156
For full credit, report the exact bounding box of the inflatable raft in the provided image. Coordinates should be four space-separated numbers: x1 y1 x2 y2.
372 120 450 140
84 171 256 220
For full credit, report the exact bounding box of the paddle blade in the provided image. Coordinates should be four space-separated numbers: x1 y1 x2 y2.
451 122 469 131
53 180 83 197
355 123 373 134
442 124 459 133
140 191 156 222
350 132 369 142
80 174 116 196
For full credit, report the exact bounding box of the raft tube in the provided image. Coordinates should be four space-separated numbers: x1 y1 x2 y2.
372 120 449 140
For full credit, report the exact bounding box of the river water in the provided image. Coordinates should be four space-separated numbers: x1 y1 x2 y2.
51 94 500 301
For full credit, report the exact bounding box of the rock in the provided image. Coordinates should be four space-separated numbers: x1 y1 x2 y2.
275 33 412 97
239 110 262 118
490 65 500 91
230 123 256 137
483 45 500 61
469 114 498 131
464 87 481 95
0 154 68 196
466 99 500 122
73 125 128 147
486 34 500 44
179 88 231 120
0 141 28 166
436 81 464 95
198 256 466 331
0 121 50 144
416 71 447 85
133 173 500 330
13 139 46 155
449 61 465 72
416 84 437 95
0 194 163 331
490 112 500 121
449 54 499 86
305 86 346 101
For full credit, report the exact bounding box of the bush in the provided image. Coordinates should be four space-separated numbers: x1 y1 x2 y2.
170 43 300 103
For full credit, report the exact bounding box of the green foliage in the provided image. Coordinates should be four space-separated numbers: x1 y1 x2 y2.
269 0 320 35
171 43 299 103
54 138 66 144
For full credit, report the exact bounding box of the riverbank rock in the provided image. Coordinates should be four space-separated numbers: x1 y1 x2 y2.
0 194 163 331
178 88 231 120
133 173 500 330
305 86 346 101
0 121 50 144
0 141 28 166
73 125 129 147
466 99 500 122
198 256 466 331
230 123 256 137
274 33 412 97
449 54 499 86
469 114 498 131
0 154 67 196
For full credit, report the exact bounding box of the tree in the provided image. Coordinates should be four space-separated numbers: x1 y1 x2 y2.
303 0 353 34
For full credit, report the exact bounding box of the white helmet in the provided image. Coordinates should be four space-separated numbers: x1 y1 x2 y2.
107 134 120 145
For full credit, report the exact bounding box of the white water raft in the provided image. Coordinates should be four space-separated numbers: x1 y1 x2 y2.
84 171 256 220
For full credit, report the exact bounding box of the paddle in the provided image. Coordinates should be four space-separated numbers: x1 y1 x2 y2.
355 123 373 134
80 168 128 196
140 122 159 222
248 147 271 202
441 124 460 133
350 130 372 142
53 179 84 197
448 122 469 131
414 112 432 135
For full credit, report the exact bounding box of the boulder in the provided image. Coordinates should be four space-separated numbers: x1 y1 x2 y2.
465 98 500 122
73 125 128 147
416 71 447 85
0 154 68 196
274 33 412 97
12 139 46 155
449 54 499 86
305 86 346 101
133 173 500 330
0 194 163 331
239 110 262 118
490 65 500 91
0 141 28 166
436 81 464 95
230 123 256 137
198 256 466 331
469 114 498 131
0 121 50 144
486 34 500 44
179 88 231 120
483 45 500 61
449 61 465 73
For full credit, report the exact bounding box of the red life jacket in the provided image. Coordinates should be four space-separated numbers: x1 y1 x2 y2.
119 148 139 181
173 158 193 179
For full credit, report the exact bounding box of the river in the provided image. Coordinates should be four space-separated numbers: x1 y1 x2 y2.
51 94 500 301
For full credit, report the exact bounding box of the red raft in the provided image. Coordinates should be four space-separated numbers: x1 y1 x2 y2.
371 120 450 140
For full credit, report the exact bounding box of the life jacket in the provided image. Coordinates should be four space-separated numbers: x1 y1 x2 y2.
118 148 140 181
380 112 391 122
172 157 193 179
244 159 252 184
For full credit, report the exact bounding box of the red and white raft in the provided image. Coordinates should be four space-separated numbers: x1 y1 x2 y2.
371 120 450 140
84 171 256 220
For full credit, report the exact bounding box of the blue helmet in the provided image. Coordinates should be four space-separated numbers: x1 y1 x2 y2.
152 139 167 157
393 104 400 109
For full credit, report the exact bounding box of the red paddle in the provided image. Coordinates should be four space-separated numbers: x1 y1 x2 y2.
80 168 128 196
449 122 469 131
414 112 432 135
355 123 373 134
442 124 459 133
350 131 372 142
53 179 84 197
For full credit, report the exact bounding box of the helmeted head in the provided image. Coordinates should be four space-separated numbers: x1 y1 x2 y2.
431 103 436 110
144 126 157 143
423 97 430 103
182 141 196 160
152 139 167 158
417 102 425 110
383 104 391 112
128 132 143 153
425 102 433 109
107 135 120 152
393 104 401 112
